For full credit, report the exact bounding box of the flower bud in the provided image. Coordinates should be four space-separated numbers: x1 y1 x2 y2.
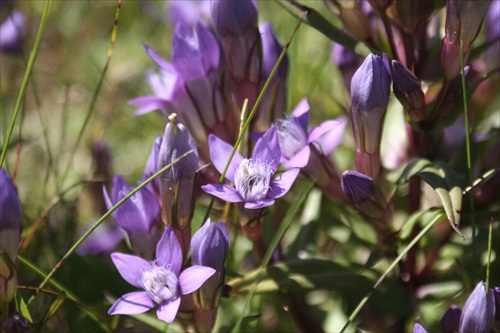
0 10 25 54
158 116 199 259
441 0 490 79
440 304 461 333
211 0 262 110
459 281 496 333
0 169 21 302
103 175 161 260
341 170 388 221
391 60 425 122
350 53 391 179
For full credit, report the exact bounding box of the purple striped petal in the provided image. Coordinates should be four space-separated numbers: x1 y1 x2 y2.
267 168 300 199
156 226 182 275
253 126 280 171
111 253 149 288
208 134 242 183
202 184 243 203
156 297 181 323
108 291 154 315
179 266 216 295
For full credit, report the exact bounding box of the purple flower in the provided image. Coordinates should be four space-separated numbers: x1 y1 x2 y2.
350 53 391 179
275 99 346 169
413 323 428 333
104 175 162 260
0 10 25 54
0 169 21 302
166 1 211 27
440 304 461 333
202 127 300 209
191 219 230 270
108 227 215 323
459 281 496 333
77 223 125 256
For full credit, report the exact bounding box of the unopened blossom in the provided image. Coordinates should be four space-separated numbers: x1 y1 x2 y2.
202 127 300 209
440 304 461 333
0 169 21 302
441 0 490 79
158 118 199 259
191 219 230 331
103 175 162 260
391 60 425 122
275 99 346 169
459 281 496 333
350 53 391 179
108 227 215 324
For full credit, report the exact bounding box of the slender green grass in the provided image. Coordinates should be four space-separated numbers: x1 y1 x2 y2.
0 0 52 168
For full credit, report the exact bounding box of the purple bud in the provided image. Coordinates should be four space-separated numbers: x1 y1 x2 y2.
0 10 25 54
413 323 428 333
440 304 461 333
191 219 230 312
103 175 161 259
350 53 391 179
191 219 230 270
211 0 261 109
2 313 31 333
391 60 425 122
340 170 388 220
0 169 21 302
441 0 490 78
459 281 496 333
143 135 162 199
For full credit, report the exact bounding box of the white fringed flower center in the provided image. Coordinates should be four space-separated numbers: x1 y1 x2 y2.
140 264 179 305
234 159 273 202
275 119 307 159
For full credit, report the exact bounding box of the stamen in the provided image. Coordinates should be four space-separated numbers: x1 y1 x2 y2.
235 159 273 202
140 263 179 305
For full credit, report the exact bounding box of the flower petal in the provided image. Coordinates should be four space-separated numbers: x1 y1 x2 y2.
156 226 182 275
283 145 310 169
267 168 300 199
111 253 149 288
128 96 169 116
208 134 243 183
253 126 280 170
144 44 175 73
201 184 243 203
244 199 275 209
179 266 216 295
156 297 181 323
290 98 310 133
108 291 154 315
308 117 346 156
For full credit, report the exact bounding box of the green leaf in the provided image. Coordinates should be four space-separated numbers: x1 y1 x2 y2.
394 158 465 235
275 0 372 56
18 295 33 324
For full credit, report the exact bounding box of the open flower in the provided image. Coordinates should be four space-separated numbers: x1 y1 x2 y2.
202 127 300 209
108 226 215 323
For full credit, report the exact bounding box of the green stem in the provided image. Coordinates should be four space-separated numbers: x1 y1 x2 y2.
0 0 52 168
485 218 493 292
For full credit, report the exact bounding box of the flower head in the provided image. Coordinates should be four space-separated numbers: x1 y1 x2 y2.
108 227 215 323
202 127 300 209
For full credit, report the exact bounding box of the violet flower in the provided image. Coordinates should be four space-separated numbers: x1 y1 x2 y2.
108 226 215 323
202 127 300 209
413 323 428 333
104 175 162 260
275 99 346 169
350 53 391 179
0 169 21 302
459 281 496 333
0 10 25 54
440 304 461 333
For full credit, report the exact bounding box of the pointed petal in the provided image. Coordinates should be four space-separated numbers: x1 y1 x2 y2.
267 168 300 199
201 184 243 203
208 134 242 183
144 44 175 72
108 292 155 315
308 117 346 156
290 98 310 133
179 266 216 295
253 126 280 170
283 145 310 169
128 96 169 115
156 226 182 275
111 253 149 288
244 199 275 209
156 297 181 323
